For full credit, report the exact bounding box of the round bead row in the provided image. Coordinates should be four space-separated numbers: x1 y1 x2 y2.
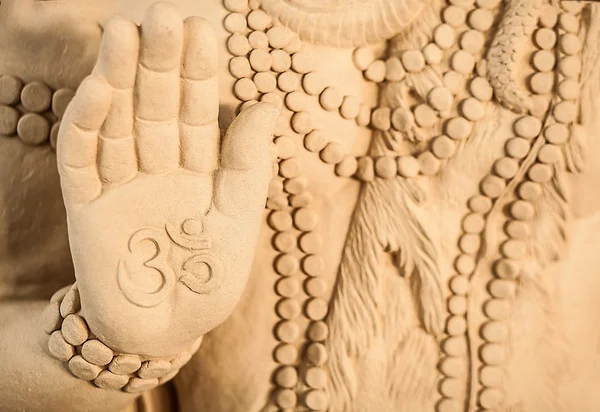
43 284 199 393
0 75 73 148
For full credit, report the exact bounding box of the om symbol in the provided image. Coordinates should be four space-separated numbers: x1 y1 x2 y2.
117 218 224 308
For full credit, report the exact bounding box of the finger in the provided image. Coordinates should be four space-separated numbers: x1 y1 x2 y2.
135 2 183 174
57 75 112 205
180 16 219 173
214 103 279 216
93 16 139 185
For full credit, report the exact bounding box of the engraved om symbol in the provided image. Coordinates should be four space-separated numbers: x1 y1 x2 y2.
117 218 224 308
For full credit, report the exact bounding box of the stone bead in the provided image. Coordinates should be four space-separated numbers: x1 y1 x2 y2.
477 0 501 9
319 87 343 111
291 51 314 74
417 151 441 176
544 123 569 144
304 130 327 153
284 177 307 195
469 77 493 102
302 72 325 96
442 336 467 356
229 56 252 79
17 113 50 145
305 389 329 410
107 354 142 375
559 12 580 33
365 60 386 83
305 277 327 298
269 210 293 231
375 156 397 179
303 255 324 276
414 104 437 128
494 258 520 279
224 12 247 33
481 321 509 343
448 295 467 315
488 279 516 299
355 156 374 181
284 33 302 54
227 33 251 56
479 343 505 365
294 208 319 231
468 8 494 31
277 299 301 320
534 28 557 50
21 81 52 113
267 26 291 49
432 135 456 159
52 89 74 118
274 136 296 160
451 50 475 75
538 144 561 164
529 72 554 94
505 220 530 240
514 116 542 139
459 234 480 254
518 181 542 201
481 175 506 198
462 213 485 234
247 9 271 31
356 105 372 127
290 192 313 208
385 57 406 81
553 101 577 124
501 239 526 259
371 107 391 131
284 91 308 113
434 24 455 49
539 5 558 28
557 79 580 101
440 377 462 397
94 370 129 390
562 2 585 13
446 117 472 140
423 43 443 65
278 71 301 92
81 339 113 366
483 298 511 320
439 357 465 378
299 232 323 254
275 254 300 276
291 111 312 134
476 59 487 77
224 0 248 12
479 388 503 409
308 321 329 342
335 156 358 177
266 51 290 74
353 47 375 71
306 342 328 366
455 254 476 275
396 155 420 177
124 377 159 393
48 331 75 362
532 50 556 72
0 75 23 105
267 195 289 211
254 72 277 93
276 320 300 343
428 87 453 111
528 163 553 183
274 231 296 252
320 142 345 164
437 398 461 412
468 195 492 213
274 343 298 365
479 365 503 386
531 95 550 118
248 31 269 49
61 314 89 346
443 71 465 95
138 359 171 379
493 157 519 179
0 105 19 135
340 95 360 119
276 277 300 298
505 137 530 159
443 5 466 27
401 50 425 73
449 275 469 295
42 302 63 334
249 49 272 72
234 78 258 101
305 367 327 389
559 56 582 78
69 355 102 381
460 98 484 121
275 366 298 388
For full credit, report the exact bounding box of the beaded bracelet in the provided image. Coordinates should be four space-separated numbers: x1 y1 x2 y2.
42 283 201 393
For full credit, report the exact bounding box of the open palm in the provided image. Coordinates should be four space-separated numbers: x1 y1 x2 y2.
57 3 278 356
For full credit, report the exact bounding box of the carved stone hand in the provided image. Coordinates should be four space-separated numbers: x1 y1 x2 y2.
56 2 278 356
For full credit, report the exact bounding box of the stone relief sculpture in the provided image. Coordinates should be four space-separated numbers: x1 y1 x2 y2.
1 0 600 411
